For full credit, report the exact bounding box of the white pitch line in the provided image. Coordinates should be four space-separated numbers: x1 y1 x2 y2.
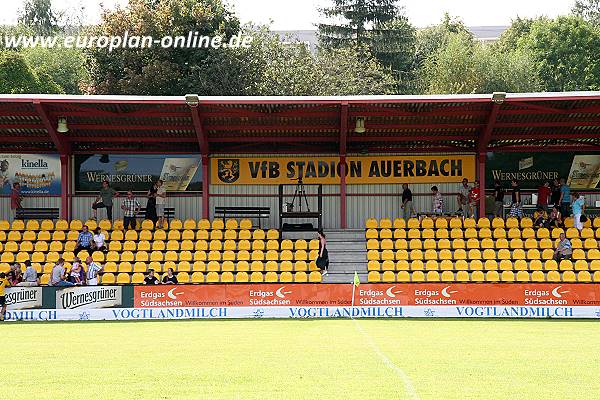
353 319 421 400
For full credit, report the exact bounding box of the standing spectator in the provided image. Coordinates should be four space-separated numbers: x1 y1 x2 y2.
92 228 107 252
559 178 571 217
554 233 572 261
75 225 94 254
10 182 22 219
17 261 39 286
70 258 83 285
547 206 563 228
400 183 414 220
146 182 158 225
155 180 167 229
572 193 586 231
50 259 74 287
493 180 505 217
0 272 8 321
431 186 443 215
316 230 329 276
509 180 523 218
85 256 103 286
457 178 471 215
468 180 481 219
550 178 561 207
537 181 551 212
92 180 119 221
144 269 160 285
162 268 179 284
121 191 141 231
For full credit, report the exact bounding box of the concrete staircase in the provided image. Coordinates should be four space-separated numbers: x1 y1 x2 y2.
321 229 368 283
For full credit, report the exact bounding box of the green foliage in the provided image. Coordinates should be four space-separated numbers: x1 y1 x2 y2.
21 46 90 94
18 0 59 36
0 50 61 94
516 16 600 91
573 0 600 25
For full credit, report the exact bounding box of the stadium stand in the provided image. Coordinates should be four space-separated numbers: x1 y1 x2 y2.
365 217 600 283
0 218 322 284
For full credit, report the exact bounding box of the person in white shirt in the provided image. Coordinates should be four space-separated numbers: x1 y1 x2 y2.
16 261 39 286
92 228 107 252
155 179 167 229
85 256 104 286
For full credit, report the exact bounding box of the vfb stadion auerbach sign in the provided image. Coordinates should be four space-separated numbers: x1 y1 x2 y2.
56 286 122 309
212 155 476 185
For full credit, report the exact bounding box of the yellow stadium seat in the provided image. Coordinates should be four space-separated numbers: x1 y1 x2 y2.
379 218 392 229
463 219 476 229
529 270 544 282
454 249 467 260
411 260 424 271
308 271 321 283
484 260 498 271
232 271 246 283
456 271 469 282
381 270 395 282
278 271 292 283
449 218 462 229
441 271 454 282
409 239 422 250
510 239 524 249
206 271 219 283
562 271 576 282
411 271 425 282
477 218 490 229
516 271 530 282
395 271 409 282
238 219 252 230
435 230 449 239
101 273 116 285
426 271 440 282
544 260 558 271
578 271 592 282
266 230 279 240
218 271 233 283
493 228 507 239
368 271 381 282
367 260 380 271
514 260 528 271
452 239 465 249
464 228 477 239
193 261 206 272
546 270 560 282
149 261 162 273
594 272 600 282
500 271 514 282
450 229 463 239
393 218 407 229
407 218 420 229
140 220 154 230
395 239 408 250
485 271 500 282
119 262 133 273
468 249 481 260
293 271 307 283
380 229 392 239
249 271 263 283
478 228 492 239
437 239 451 250
131 273 145 284
530 260 543 271
434 218 447 229
559 260 574 271
116 273 130 284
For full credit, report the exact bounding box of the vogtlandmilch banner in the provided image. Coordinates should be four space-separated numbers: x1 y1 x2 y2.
211 155 476 185
486 152 600 190
0 154 61 195
55 286 123 309
74 154 202 193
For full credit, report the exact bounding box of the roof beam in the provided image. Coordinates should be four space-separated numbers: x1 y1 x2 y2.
478 102 501 152
496 120 600 128
189 102 208 156
339 102 348 155
33 101 70 154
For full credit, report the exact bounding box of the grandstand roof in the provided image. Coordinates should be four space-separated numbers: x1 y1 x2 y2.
1 92 600 155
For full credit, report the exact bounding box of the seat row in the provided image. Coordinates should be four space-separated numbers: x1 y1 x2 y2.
368 238 599 251
366 227 598 240
38 270 323 285
368 270 599 283
0 249 321 264
367 249 600 262
1 239 319 253
365 217 594 230
0 228 280 243
367 259 600 272
0 218 257 232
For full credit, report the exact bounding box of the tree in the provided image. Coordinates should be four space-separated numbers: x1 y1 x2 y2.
18 0 59 36
517 16 600 91
22 46 90 94
420 32 541 94
495 17 539 53
0 51 62 94
318 0 416 79
573 0 600 25
87 0 242 95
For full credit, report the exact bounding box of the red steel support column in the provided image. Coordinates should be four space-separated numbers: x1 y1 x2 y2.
60 155 70 220
478 152 486 218
202 155 209 220
340 155 347 229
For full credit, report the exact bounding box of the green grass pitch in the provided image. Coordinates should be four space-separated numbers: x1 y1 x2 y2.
4 319 600 399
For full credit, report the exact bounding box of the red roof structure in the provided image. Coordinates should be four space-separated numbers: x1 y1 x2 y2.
1 92 599 223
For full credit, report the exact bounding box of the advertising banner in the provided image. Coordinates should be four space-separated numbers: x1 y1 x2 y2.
55 286 122 309
5 287 43 310
74 154 202 193
486 152 600 190
211 155 476 185
0 154 61 195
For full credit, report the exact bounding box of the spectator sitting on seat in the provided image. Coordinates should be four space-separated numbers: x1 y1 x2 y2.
554 233 572 261
70 258 83 285
85 256 103 286
533 207 548 228
0 272 9 321
7 270 20 286
9 263 22 284
92 180 119 221
162 268 178 284
121 190 141 231
75 225 94 254
92 227 107 252
547 206 563 228
431 186 443 215
17 261 39 286
457 178 470 215
144 269 160 285
50 258 74 287
10 182 22 219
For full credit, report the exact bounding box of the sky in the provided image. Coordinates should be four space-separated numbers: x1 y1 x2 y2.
0 0 576 29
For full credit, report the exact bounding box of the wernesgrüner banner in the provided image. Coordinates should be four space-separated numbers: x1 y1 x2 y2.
211 155 476 185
